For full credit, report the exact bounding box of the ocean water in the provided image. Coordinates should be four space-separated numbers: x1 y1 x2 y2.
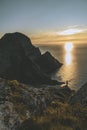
37 43 87 90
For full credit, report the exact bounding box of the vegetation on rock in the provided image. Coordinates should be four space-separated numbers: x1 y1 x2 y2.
0 78 87 130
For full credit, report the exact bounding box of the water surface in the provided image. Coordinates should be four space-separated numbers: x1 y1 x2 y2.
38 43 87 90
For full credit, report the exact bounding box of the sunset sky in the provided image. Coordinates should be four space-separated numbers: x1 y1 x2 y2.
0 0 87 44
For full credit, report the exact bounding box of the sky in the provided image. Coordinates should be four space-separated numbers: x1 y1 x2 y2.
0 0 87 44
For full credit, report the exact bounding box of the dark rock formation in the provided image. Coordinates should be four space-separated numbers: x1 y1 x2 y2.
0 32 62 85
36 51 62 74
69 82 87 105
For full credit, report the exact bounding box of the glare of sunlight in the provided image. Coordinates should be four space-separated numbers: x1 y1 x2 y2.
64 42 74 65
64 42 73 52
65 52 72 65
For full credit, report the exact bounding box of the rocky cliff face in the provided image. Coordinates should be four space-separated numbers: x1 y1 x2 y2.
69 82 87 105
0 32 62 85
36 51 62 74
0 78 72 130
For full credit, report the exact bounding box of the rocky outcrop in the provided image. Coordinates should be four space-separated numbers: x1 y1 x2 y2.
69 82 87 105
0 78 72 130
0 78 87 130
36 51 62 74
0 32 62 85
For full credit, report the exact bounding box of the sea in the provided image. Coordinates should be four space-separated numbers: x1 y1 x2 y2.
36 43 87 90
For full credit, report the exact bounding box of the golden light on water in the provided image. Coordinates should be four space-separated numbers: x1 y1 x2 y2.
64 42 74 65
65 52 72 65
64 42 73 52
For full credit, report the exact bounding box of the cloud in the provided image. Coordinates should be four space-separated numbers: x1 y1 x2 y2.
29 27 87 44
57 28 84 35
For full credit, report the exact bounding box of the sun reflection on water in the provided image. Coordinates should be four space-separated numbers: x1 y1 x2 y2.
65 42 73 52
65 52 72 65
64 42 73 65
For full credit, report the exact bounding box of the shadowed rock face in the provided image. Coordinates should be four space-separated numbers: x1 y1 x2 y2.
69 82 87 105
0 32 62 85
36 51 62 74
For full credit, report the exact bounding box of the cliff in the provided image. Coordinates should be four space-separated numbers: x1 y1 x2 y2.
0 32 62 85
36 51 62 74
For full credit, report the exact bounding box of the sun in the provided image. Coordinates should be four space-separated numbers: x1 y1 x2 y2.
64 42 73 52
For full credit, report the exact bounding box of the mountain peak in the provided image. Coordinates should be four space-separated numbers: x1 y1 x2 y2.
1 32 32 45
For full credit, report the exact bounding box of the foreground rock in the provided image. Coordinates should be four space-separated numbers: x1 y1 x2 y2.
0 78 87 130
69 82 87 105
0 78 72 130
0 32 62 85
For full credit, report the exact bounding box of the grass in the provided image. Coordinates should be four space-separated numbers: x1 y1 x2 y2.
6 80 87 130
19 100 87 130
